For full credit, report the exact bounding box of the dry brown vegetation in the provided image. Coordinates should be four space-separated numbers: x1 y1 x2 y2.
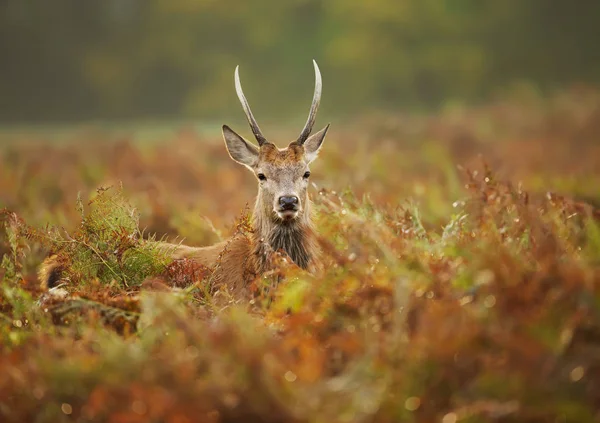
1 90 600 422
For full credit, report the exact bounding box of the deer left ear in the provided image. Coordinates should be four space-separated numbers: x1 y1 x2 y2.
303 124 330 163
222 125 260 170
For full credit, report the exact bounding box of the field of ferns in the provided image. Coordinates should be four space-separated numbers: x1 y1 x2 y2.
2 90 600 422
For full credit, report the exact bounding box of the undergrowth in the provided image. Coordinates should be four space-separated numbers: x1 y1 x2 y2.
43 187 172 288
1 96 600 422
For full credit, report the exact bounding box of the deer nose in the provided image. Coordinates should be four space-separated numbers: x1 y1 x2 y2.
279 196 299 210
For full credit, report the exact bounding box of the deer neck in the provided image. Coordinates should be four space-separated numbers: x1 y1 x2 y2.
251 197 313 272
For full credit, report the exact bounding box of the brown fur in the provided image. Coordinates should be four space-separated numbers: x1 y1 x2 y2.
162 235 258 298
259 143 304 165
38 255 64 290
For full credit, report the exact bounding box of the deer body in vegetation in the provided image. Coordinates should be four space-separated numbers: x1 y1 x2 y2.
40 61 329 297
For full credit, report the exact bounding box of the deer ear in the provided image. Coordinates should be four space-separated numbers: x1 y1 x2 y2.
222 125 259 169
303 124 330 163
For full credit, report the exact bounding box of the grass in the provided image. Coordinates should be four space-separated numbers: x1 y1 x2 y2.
1 89 600 422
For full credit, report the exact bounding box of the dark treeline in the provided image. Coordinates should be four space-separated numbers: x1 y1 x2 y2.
1 0 599 123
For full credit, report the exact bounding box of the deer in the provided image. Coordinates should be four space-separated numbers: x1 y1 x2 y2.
40 60 330 299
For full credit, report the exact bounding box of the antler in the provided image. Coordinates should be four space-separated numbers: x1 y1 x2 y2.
296 60 322 145
235 66 268 146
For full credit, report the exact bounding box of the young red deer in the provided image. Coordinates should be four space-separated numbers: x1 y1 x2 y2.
40 61 329 298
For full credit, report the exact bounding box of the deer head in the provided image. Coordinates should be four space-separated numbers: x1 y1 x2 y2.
223 60 329 225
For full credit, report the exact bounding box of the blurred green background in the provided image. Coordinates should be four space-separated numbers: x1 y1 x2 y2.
1 0 599 124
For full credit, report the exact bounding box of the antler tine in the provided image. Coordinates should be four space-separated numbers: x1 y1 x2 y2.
296 60 322 145
235 66 268 146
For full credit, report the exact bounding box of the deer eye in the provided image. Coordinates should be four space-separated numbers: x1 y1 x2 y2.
257 173 267 181
303 171 311 179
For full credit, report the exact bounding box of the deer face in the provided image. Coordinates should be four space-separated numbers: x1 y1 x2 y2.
223 125 328 222
222 60 329 223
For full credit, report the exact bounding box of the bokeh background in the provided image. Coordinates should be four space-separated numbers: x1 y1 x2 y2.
1 0 600 124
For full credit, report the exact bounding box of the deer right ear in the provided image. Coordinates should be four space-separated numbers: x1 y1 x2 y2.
303 124 330 163
222 125 259 169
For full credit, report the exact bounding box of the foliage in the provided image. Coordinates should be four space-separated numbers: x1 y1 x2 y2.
1 95 600 421
41 186 172 288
